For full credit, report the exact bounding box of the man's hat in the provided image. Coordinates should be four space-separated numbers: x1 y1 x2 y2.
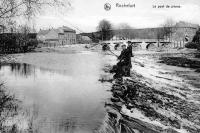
127 41 132 44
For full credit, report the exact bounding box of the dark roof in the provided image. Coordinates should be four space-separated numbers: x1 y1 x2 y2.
38 29 50 35
38 26 75 36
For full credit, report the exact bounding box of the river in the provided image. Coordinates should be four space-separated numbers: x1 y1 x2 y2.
0 50 113 133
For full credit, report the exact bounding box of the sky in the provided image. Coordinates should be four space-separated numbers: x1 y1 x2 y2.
32 0 200 33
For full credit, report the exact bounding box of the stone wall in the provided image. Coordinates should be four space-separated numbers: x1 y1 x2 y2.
171 27 198 42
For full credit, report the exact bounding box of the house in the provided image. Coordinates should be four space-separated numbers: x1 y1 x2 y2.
76 34 92 44
58 26 76 45
37 29 50 42
37 26 76 47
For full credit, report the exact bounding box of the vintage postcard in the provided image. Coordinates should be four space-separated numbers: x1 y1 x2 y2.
0 0 200 133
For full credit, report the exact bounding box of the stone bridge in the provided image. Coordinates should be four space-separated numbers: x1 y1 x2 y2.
102 39 183 50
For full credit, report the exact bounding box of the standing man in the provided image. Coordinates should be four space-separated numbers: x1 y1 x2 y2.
110 44 128 79
117 44 129 76
127 41 133 57
110 43 133 78
117 43 132 77
126 41 134 76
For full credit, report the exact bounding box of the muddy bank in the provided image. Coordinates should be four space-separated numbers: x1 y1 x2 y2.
101 70 200 133
159 57 200 72
0 45 87 64
99 51 200 133
0 54 21 64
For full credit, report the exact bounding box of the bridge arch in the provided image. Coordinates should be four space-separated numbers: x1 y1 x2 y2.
146 43 157 50
101 39 171 50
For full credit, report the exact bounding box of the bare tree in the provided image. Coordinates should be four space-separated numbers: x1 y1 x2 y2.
118 23 132 30
156 28 165 43
162 18 175 41
117 23 133 39
0 0 71 21
0 0 71 53
97 19 113 41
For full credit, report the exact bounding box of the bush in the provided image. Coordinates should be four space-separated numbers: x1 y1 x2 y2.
185 42 200 50
192 28 200 44
0 83 19 131
27 39 38 47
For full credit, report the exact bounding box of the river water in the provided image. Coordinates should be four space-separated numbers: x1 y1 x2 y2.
0 51 113 133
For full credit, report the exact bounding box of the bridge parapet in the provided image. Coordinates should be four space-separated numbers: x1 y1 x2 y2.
101 39 186 50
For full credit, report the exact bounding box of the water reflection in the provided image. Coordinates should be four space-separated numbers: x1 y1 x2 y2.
0 62 138 133
0 58 111 133
0 63 33 77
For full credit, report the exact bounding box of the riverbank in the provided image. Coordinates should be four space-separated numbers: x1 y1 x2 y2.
0 54 22 64
102 49 200 133
0 45 87 63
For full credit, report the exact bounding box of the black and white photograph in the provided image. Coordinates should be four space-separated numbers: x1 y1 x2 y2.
0 0 200 132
